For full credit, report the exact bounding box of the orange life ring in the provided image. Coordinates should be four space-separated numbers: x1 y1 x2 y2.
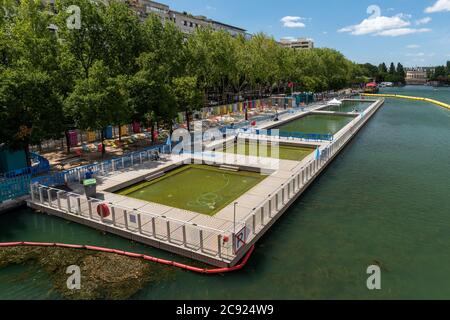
97 203 110 218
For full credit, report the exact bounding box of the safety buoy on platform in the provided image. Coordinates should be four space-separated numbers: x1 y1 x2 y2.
97 203 110 218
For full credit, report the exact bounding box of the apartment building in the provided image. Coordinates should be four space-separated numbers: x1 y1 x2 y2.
279 38 314 50
129 0 248 38
405 68 430 85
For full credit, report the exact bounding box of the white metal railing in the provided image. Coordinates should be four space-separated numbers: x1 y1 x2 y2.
236 99 384 245
29 184 240 262
29 98 382 261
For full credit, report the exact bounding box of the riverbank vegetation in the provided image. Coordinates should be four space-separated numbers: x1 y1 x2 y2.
0 246 173 299
429 61 450 85
352 62 406 85
1 0 374 160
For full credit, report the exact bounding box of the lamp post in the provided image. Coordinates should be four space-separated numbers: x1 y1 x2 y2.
233 202 238 234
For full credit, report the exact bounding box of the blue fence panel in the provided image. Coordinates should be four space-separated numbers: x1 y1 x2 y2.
2 145 171 201
31 144 167 188
3 152 50 178
0 152 51 203
0 175 31 202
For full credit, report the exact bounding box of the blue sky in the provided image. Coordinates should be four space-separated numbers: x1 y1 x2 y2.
162 0 450 67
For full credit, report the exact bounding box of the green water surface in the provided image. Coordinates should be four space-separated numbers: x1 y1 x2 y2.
322 100 373 113
1 86 450 299
224 142 314 162
274 114 356 135
117 165 266 216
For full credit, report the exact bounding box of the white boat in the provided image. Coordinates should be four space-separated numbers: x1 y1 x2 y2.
328 98 342 106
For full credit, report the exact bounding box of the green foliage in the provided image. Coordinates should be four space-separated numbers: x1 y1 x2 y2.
0 0 65 157
353 62 406 84
64 61 131 132
0 0 377 155
0 68 64 150
172 76 203 130
430 65 450 84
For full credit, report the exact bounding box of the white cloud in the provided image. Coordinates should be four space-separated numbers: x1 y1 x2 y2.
281 16 306 28
339 13 432 37
425 0 450 13
406 52 425 57
376 28 431 37
416 17 432 25
406 44 421 48
338 14 410 35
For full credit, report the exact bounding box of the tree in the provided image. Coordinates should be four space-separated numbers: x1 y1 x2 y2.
389 62 396 75
0 0 66 162
131 16 185 135
396 63 406 84
172 76 203 131
130 55 175 141
102 1 145 76
1 0 377 160
64 61 131 156
377 63 388 82
55 0 107 79
0 68 64 165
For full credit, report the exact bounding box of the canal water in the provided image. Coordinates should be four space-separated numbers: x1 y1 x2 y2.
0 86 449 299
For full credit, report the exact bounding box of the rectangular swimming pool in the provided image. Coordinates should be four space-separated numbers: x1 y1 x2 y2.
116 165 266 216
321 100 373 113
224 141 314 162
272 114 356 135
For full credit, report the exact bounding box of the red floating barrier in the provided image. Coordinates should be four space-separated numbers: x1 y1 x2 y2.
124 252 143 258
155 258 173 266
0 242 255 275
143 255 158 262
85 245 114 253
23 242 55 247
55 243 84 249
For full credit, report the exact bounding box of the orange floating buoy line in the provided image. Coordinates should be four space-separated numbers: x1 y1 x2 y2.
0 241 255 274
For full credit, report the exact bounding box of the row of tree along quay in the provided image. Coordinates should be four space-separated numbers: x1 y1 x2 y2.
360 62 407 85
1 0 383 164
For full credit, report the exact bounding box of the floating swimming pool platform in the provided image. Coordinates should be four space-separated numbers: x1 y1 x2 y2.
28 99 385 267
